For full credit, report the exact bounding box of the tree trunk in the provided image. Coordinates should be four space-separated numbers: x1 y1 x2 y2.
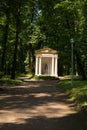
11 6 20 79
11 29 19 79
28 43 35 73
75 50 87 80
18 41 25 73
58 58 64 76
1 13 9 72
28 51 31 72
31 45 35 73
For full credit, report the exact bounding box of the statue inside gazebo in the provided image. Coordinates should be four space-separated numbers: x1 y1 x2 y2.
35 47 58 77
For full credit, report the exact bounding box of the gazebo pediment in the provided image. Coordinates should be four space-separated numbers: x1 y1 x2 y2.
35 47 57 55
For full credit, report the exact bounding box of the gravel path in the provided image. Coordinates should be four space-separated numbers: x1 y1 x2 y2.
0 79 86 130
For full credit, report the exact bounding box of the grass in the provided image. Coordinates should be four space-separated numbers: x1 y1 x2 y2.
0 77 22 85
33 75 59 80
0 73 59 86
16 72 59 80
58 79 87 110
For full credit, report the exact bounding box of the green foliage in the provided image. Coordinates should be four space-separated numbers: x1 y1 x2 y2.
33 75 59 80
38 0 87 78
58 79 87 108
0 77 22 85
0 0 87 79
0 72 4 78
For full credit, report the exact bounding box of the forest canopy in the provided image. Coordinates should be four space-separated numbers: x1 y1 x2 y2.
0 0 87 79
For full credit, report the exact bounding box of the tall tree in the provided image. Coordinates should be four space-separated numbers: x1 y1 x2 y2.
0 1 10 72
38 0 87 78
11 1 22 79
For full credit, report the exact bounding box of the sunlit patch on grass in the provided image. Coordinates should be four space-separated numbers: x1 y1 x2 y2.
0 77 22 85
82 102 87 107
58 79 87 109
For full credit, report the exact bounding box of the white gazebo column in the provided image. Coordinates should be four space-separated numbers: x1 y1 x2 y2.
35 56 38 75
52 56 54 76
39 57 42 75
55 57 58 76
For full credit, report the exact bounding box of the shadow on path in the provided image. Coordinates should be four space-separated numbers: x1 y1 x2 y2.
0 80 87 130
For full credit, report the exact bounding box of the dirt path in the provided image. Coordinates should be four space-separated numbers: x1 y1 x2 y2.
0 79 86 130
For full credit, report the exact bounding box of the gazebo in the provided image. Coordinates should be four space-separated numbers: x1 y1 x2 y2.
35 47 58 77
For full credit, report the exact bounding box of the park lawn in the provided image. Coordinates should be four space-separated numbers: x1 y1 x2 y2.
58 79 87 109
0 77 22 85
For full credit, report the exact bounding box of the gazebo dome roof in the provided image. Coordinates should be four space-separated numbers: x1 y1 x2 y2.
35 47 57 55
